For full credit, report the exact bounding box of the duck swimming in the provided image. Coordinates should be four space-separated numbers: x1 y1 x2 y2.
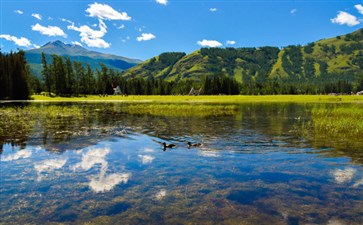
187 142 202 148
163 142 176 148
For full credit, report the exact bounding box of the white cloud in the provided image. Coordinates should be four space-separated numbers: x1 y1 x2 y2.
61 18 73 24
333 168 356 184
117 24 125 29
68 19 110 48
137 33 156 42
48 17 53 20
210 8 217 12
31 23 67 37
226 40 236 45
33 44 40 49
138 155 155 164
0 34 32 47
86 2 131 21
197 39 223 48
14 10 23 15
156 0 168 5
72 41 83 47
331 11 360 26
31 13 42 20
1 149 32 162
355 4 363 15
290 9 297 15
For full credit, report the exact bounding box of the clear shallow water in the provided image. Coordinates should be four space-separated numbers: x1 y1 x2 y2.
0 103 362 225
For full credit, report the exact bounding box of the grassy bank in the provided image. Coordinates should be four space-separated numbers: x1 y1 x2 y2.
24 94 363 104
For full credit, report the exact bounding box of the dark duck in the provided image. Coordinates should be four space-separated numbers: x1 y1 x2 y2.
187 142 202 148
163 142 176 150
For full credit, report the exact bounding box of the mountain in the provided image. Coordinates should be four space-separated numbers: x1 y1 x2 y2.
26 41 142 77
122 28 363 90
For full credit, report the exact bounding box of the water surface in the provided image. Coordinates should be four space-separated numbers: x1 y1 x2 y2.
1 103 362 224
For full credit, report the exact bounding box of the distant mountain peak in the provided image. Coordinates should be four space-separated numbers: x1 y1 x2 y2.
25 40 142 78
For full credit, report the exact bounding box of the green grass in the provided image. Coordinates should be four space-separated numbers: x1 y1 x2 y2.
27 94 363 104
311 105 363 138
118 104 238 116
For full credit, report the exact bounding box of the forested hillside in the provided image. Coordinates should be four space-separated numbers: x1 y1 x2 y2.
122 28 363 94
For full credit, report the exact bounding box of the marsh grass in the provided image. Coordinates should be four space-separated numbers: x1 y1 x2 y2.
292 104 363 160
118 104 238 116
311 106 363 138
29 94 363 103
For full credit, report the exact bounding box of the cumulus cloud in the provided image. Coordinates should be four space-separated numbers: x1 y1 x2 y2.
14 10 23 15
86 2 131 21
156 0 168 5
210 8 217 12
226 40 236 45
137 33 156 42
331 11 360 26
68 19 110 48
355 4 363 15
31 13 42 20
31 23 67 37
0 34 33 47
72 41 83 46
333 168 356 184
197 39 223 48
1 150 32 162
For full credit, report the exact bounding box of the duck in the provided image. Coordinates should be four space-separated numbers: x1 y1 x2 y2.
163 142 176 148
187 142 202 148
163 142 176 151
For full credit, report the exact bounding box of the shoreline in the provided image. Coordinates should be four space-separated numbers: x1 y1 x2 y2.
0 95 362 104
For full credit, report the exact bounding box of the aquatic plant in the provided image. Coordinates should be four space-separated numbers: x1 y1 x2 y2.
117 104 238 117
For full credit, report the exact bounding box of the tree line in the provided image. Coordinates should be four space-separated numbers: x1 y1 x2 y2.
1 50 363 100
0 50 32 100
40 53 241 96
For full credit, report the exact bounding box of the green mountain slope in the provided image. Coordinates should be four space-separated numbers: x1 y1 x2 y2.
26 40 142 78
122 28 363 89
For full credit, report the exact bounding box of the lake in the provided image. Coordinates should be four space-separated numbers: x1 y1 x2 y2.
1 102 362 225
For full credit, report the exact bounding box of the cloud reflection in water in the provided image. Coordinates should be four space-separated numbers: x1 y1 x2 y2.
332 168 356 184
138 154 155 164
1 149 32 162
155 189 167 200
73 147 131 193
34 158 67 181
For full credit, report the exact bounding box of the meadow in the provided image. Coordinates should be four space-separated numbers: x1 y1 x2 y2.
29 94 363 103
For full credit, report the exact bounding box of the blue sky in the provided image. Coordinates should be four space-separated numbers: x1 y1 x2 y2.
1 0 363 60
